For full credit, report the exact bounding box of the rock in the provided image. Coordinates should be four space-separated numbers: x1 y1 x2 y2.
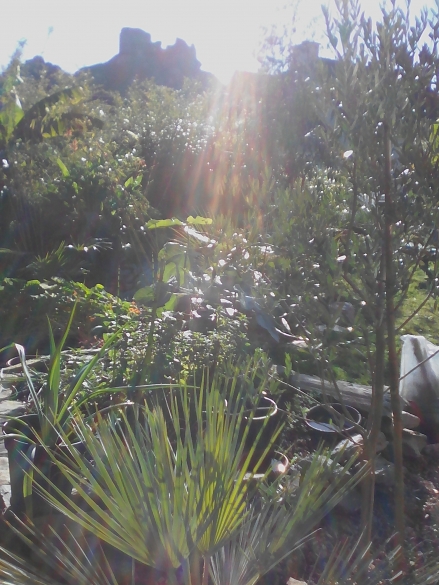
423 443 439 457
331 432 388 463
331 434 363 462
402 428 428 458
119 27 155 56
82 28 211 92
374 455 395 487
0 485 11 509
287 455 352 509
0 458 9 485
401 410 420 429
287 579 308 585
336 486 362 513
0 400 26 421
295 454 346 477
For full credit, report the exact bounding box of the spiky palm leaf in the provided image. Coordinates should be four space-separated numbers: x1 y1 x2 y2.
0 519 119 585
209 447 369 585
29 371 282 583
22 369 376 585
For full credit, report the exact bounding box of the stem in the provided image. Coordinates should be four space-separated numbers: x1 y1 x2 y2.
202 556 209 585
361 254 385 547
396 287 434 333
394 229 436 313
383 121 405 562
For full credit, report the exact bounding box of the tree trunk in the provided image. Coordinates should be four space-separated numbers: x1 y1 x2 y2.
361 254 386 546
383 121 405 560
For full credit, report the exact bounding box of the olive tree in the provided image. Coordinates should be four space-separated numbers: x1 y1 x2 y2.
263 0 439 559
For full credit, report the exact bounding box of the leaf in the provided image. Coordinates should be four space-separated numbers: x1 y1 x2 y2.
183 225 212 243
186 216 213 225
133 285 155 304
30 366 281 571
158 242 187 263
146 218 184 230
255 312 280 342
154 281 172 306
161 293 181 312
133 283 172 307
56 158 70 178
0 101 24 142
162 261 178 284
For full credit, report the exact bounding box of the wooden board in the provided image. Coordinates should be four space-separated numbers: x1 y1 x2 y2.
290 373 395 416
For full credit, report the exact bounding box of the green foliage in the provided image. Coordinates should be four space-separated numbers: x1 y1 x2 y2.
0 67 212 293
1 7 439 579
29 368 364 585
0 277 138 355
5 304 121 446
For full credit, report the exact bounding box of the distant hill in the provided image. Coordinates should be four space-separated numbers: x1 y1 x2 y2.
80 27 214 91
19 28 214 93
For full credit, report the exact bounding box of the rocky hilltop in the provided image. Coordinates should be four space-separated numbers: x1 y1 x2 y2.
20 28 213 92
81 27 212 91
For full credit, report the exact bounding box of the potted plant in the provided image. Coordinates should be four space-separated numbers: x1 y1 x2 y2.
2 305 121 517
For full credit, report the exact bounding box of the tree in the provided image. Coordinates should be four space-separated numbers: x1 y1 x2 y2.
262 0 439 561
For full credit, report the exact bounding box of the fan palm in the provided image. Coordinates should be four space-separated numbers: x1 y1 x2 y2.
22 368 367 585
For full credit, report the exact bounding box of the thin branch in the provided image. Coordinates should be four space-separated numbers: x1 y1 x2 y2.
399 346 439 382
396 286 434 333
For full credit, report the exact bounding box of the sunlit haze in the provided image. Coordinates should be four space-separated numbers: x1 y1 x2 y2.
1 0 434 84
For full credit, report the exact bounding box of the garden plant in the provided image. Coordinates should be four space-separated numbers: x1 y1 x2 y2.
2 0 439 582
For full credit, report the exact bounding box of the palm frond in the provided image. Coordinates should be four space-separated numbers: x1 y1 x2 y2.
30 370 281 575
210 446 369 585
0 518 120 585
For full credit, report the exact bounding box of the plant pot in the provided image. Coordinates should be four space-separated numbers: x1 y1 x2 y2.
305 403 362 435
5 356 48 374
2 414 84 517
243 395 280 449
243 450 289 482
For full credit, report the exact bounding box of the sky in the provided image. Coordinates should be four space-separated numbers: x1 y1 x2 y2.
1 0 436 85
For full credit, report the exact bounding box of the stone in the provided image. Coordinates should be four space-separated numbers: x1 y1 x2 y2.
402 428 428 458
336 486 362 513
374 455 395 487
423 443 439 457
331 432 388 463
295 454 345 477
0 458 9 485
0 485 11 509
401 410 420 429
0 400 25 421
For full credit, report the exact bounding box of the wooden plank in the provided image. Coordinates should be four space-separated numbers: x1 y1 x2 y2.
290 373 394 416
